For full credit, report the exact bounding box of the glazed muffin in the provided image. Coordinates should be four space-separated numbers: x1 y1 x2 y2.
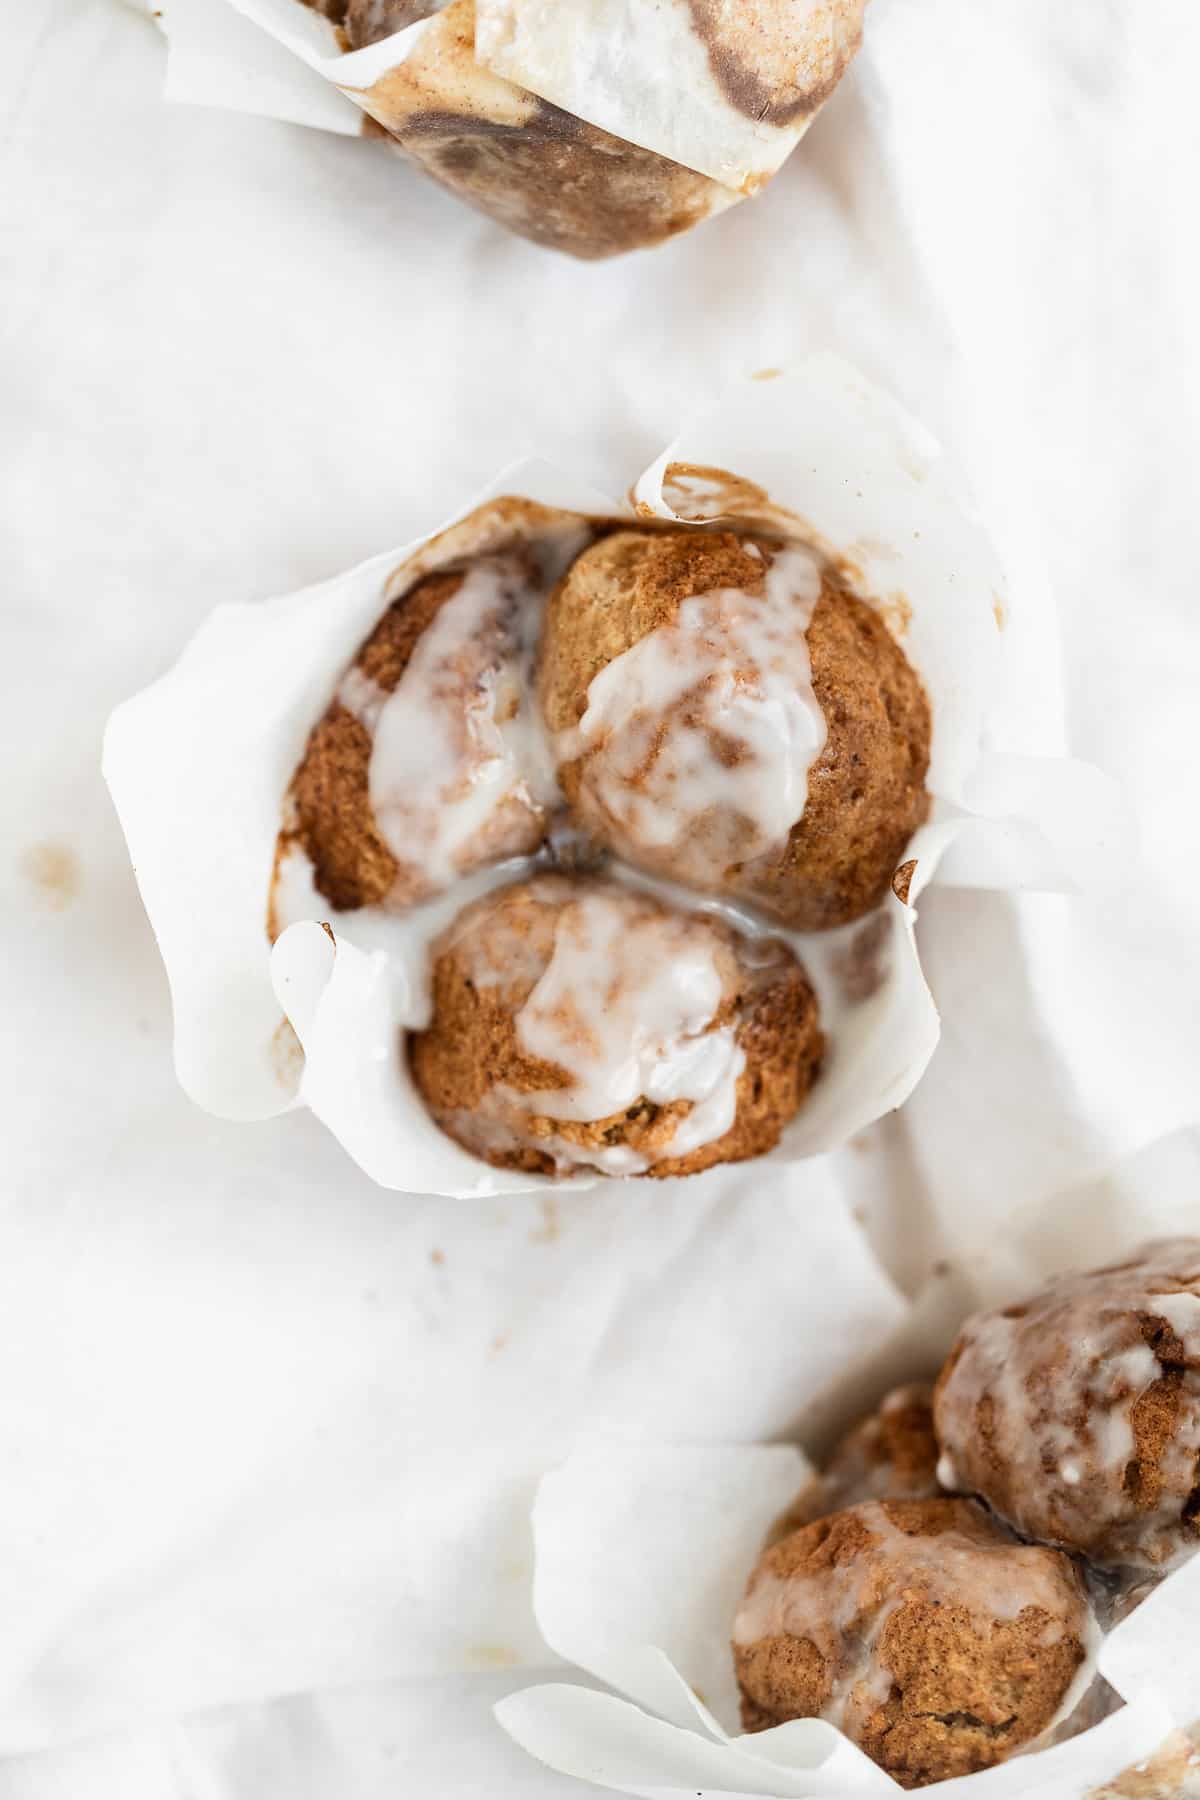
539 529 930 931
276 551 556 920
409 872 822 1178
934 1239 1200 1571
734 1497 1092 1788
765 1384 941 1546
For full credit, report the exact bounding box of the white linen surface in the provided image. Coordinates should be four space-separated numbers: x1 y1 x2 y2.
2 1 1198 1795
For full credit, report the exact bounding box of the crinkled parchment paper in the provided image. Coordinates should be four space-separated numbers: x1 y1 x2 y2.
8 4 1200 1796
103 356 1116 1199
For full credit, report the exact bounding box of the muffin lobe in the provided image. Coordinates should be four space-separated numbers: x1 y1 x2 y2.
766 1383 941 1546
540 529 930 931
409 872 823 1178
734 1497 1092 1788
934 1238 1200 1571
277 552 555 920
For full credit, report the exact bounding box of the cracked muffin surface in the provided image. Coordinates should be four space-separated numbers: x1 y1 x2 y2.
734 1496 1092 1788
408 871 822 1178
934 1238 1200 1570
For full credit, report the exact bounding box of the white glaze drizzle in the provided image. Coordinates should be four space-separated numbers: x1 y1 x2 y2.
271 520 913 1182
936 1239 1200 1570
734 1501 1094 1740
334 551 560 903
559 545 827 884
512 886 744 1126
442 877 748 1175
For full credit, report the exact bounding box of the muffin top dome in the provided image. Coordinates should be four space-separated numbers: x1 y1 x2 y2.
934 1237 1200 1571
409 871 822 1179
734 1496 1093 1788
539 528 930 929
278 551 557 921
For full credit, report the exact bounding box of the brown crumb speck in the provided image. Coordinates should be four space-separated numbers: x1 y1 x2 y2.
892 859 917 905
21 842 81 910
529 1193 561 1244
269 1017 305 1090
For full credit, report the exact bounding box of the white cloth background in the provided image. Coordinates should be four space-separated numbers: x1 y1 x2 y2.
3 0 1199 1794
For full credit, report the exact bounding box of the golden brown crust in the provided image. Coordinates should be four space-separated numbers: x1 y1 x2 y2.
276 555 555 924
541 531 763 732
752 582 931 928
765 1384 940 1545
408 874 822 1178
864 1387 941 1490
932 1240 1200 1570
735 1498 1090 1788
541 528 931 930
279 570 468 917
685 0 865 128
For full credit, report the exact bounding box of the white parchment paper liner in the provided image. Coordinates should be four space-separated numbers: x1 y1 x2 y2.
496 1175 1200 1798
104 355 1118 1198
0 1140 913 1749
165 0 863 192
471 0 865 190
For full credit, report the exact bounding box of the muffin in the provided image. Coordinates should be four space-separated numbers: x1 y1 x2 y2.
299 0 737 261
934 1238 1200 1571
765 1383 941 1546
734 1497 1092 1788
539 529 930 931
276 551 556 919
409 872 822 1177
